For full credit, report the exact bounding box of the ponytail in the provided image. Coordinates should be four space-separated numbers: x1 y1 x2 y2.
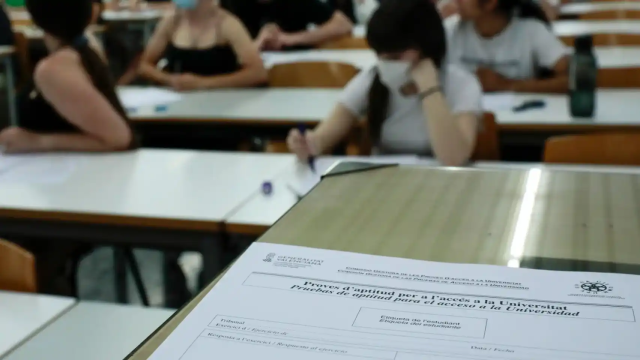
366 72 390 145
73 37 128 120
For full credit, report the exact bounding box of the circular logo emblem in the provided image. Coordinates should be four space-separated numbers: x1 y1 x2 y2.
575 281 612 294
263 253 275 262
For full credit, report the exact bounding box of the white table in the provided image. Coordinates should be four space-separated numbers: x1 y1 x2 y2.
0 291 76 358
493 90 640 131
4 302 173 360
553 20 640 36
561 2 640 15
262 47 640 70
126 87 341 124
0 150 296 283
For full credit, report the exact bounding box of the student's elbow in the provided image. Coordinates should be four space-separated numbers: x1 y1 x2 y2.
332 12 354 36
100 125 133 151
251 63 269 85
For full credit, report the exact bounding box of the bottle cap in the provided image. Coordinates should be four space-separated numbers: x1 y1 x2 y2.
262 181 273 195
574 35 593 52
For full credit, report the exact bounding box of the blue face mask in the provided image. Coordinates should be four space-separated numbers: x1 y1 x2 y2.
173 0 198 9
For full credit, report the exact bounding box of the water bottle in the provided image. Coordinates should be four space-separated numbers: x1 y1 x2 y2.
569 35 598 118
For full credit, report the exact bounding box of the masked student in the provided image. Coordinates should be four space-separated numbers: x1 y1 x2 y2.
445 0 569 93
139 0 267 91
222 0 353 51
0 0 136 296
287 0 482 167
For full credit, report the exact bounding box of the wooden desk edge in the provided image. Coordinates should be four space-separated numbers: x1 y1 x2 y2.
131 117 322 126
499 123 640 132
0 209 222 232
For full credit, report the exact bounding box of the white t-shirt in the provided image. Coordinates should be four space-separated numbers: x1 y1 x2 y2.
339 64 482 155
445 17 568 79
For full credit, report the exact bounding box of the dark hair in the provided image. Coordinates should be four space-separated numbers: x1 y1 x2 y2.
365 0 445 144
25 0 130 127
491 0 549 26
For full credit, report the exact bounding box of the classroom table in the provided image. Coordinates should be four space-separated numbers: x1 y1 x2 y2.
0 291 76 358
4 302 173 360
0 150 296 301
126 162 640 359
560 2 640 15
553 20 640 36
261 47 640 70
101 9 163 43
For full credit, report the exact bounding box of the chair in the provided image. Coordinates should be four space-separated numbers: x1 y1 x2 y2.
560 34 640 47
268 61 359 88
13 31 31 90
544 133 640 165
0 238 37 293
318 36 369 50
265 112 501 160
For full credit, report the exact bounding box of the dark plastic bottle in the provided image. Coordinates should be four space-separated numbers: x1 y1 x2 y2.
569 35 598 118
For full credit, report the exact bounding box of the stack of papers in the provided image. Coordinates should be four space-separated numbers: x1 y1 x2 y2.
482 93 516 112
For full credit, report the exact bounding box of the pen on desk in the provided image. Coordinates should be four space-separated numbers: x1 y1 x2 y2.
297 124 316 173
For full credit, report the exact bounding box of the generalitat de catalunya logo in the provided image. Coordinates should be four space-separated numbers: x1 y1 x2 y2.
263 253 276 262
575 281 613 295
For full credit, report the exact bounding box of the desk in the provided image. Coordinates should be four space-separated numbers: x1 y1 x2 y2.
101 9 163 43
127 163 640 359
561 2 640 15
553 20 640 36
262 47 640 70
0 150 295 288
128 88 340 124
0 291 76 358
495 90 640 132
5 302 173 360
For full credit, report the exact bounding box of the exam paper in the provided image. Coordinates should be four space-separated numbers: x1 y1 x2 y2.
0 153 78 184
482 93 516 112
287 155 423 197
117 88 183 109
151 242 640 359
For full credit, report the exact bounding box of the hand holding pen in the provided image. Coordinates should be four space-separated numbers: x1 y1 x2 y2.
286 125 317 172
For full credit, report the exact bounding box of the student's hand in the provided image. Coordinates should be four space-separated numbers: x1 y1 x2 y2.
0 127 44 153
287 128 319 161
276 32 300 48
257 23 282 50
411 59 440 91
476 67 514 92
437 0 458 19
170 73 205 91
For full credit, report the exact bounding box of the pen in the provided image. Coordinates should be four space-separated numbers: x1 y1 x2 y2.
298 124 316 173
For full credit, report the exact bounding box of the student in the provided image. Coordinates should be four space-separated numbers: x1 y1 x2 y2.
438 0 560 21
0 0 136 296
139 0 267 90
446 0 569 93
327 0 379 24
223 0 353 51
287 0 482 167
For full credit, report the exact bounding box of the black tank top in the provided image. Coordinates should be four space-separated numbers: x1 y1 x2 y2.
18 82 138 149
165 43 240 76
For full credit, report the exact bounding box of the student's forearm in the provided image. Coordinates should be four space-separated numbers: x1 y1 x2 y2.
201 67 268 88
313 105 357 153
422 93 474 167
511 76 568 93
37 133 130 152
289 19 352 46
138 63 172 85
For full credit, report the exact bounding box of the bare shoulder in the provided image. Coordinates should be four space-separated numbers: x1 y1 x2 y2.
34 49 81 86
218 9 246 33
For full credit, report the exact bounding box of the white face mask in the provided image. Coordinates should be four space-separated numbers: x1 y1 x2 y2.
376 60 412 90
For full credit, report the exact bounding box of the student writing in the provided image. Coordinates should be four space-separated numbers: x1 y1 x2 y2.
287 0 482 167
446 0 569 93
139 0 267 91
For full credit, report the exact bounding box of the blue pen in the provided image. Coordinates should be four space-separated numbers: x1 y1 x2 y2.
298 124 316 172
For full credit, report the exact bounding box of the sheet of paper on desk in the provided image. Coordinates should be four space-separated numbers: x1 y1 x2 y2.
482 92 516 111
117 88 182 109
149 242 640 360
287 155 421 197
0 153 78 184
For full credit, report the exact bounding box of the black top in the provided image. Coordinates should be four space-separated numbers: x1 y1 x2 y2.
325 0 356 23
165 43 240 76
225 0 334 48
18 82 138 148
